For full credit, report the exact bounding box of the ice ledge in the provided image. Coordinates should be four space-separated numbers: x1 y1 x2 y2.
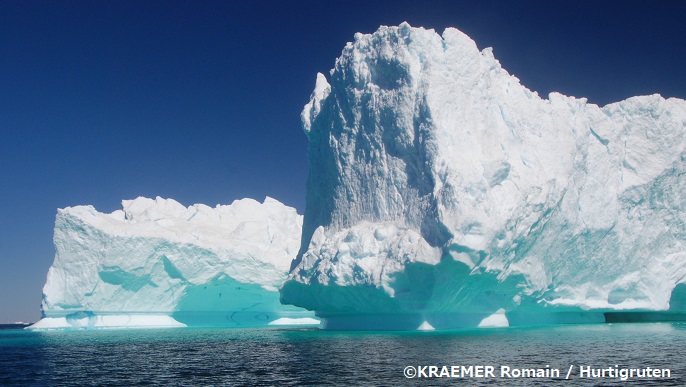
27 314 186 330
267 317 321 326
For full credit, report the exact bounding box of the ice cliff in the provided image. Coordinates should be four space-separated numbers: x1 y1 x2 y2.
30 197 317 329
280 23 686 329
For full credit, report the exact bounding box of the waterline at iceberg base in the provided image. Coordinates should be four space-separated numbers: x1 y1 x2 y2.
30 197 318 330
280 23 686 330
283 258 686 330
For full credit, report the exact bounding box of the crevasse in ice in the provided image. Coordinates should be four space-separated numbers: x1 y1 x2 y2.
280 23 686 330
30 196 317 329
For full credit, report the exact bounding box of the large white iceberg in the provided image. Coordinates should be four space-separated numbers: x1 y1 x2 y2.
281 23 686 329
30 196 317 330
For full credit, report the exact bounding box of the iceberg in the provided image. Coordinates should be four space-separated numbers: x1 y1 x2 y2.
281 23 686 329
30 196 317 330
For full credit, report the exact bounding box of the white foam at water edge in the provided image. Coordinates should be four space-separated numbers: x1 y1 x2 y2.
27 315 186 330
267 317 321 326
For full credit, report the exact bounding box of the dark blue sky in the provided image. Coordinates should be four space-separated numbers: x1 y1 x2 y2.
1 1 684 322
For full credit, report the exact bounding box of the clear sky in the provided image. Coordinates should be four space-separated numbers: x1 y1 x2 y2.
1 1 684 322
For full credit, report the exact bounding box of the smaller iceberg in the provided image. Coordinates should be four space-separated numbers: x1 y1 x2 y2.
29 196 317 330
477 309 509 328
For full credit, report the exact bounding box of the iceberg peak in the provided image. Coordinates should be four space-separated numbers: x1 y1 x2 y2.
302 72 331 134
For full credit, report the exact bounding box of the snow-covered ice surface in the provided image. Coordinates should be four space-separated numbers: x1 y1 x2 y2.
281 23 686 330
29 197 317 330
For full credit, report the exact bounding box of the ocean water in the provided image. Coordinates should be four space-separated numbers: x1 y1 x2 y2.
1 323 685 386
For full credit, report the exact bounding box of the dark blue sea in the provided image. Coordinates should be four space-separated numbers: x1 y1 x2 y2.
1 323 685 386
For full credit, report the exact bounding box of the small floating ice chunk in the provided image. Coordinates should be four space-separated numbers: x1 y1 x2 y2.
417 321 435 331
477 309 509 328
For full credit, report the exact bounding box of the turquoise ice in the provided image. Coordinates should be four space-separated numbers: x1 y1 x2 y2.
30 197 317 329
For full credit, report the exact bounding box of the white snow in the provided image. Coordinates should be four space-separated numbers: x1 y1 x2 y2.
478 309 509 328
268 317 321 326
417 321 435 331
281 22 686 329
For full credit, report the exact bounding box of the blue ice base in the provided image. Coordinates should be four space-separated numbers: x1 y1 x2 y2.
283 262 686 331
172 310 316 327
